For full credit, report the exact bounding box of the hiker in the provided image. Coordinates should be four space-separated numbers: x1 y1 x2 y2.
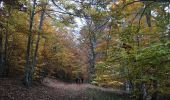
80 76 84 83
75 76 80 84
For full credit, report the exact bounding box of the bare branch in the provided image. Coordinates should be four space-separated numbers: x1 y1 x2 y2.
135 1 155 33
122 0 141 10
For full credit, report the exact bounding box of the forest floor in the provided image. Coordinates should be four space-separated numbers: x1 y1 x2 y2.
0 77 129 100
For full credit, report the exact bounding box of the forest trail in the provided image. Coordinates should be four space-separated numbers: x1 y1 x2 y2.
42 77 129 100
0 78 129 100
43 77 127 94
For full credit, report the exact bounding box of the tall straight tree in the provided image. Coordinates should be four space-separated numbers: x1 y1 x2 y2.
0 1 11 77
24 0 36 87
87 21 96 82
32 0 48 76
0 28 3 76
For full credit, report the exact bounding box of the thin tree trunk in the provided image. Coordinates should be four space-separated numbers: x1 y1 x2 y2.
145 10 151 27
32 8 45 75
144 2 151 27
0 29 3 76
24 0 36 87
105 25 112 60
4 22 8 77
151 80 158 100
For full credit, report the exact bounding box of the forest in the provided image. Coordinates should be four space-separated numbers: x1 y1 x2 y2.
0 0 170 100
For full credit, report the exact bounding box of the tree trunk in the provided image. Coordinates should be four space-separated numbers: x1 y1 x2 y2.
151 80 158 100
144 2 152 27
0 29 4 76
24 0 36 87
139 82 147 100
145 10 151 27
4 23 8 77
32 8 45 76
88 31 96 82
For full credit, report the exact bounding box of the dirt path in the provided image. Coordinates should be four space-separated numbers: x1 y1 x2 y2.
42 77 129 100
43 77 127 94
0 78 129 100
